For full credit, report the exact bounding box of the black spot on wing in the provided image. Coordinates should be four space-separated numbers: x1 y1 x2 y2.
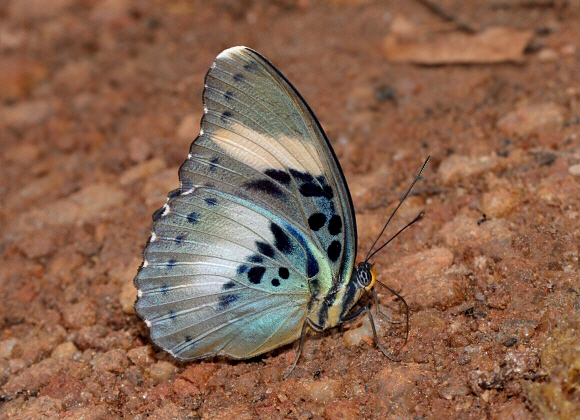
243 61 259 72
221 111 232 122
167 259 176 269
222 281 237 290
218 294 239 309
233 73 244 82
224 91 234 101
247 255 263 263
270 223 293 254
327 240 341 262
174 234 185 244
299 183 333 199
308 213 326 231
209 156 219 171
161 285 169 295
169 311 176 321
328 215 342 236
187 212 200 224
299 183 320 197
256 241 275 258
307 252 319 278
237 265 248 275
205 198 217 206
244 179 285 199
271 278 280 287
289 169 314 183
264 169 291 185
183 335 195 349
323 186 334 199
247 266 266 284
279 267 289 279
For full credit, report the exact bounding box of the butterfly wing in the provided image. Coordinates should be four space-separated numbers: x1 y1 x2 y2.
135 47 357 360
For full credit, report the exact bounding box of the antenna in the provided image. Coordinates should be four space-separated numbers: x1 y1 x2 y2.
365 156 430 262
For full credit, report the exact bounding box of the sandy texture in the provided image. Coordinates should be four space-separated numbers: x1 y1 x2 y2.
1 1 579 419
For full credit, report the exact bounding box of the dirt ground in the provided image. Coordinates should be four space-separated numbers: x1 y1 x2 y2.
1 1 580 419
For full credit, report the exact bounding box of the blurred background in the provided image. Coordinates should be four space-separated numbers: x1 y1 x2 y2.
1 1 579 419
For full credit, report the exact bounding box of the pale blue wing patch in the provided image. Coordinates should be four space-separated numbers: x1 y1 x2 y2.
135 187 331 359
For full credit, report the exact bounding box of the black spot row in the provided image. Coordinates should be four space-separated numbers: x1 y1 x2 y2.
234 262 291 288
249 168 338 201
307 212 342 236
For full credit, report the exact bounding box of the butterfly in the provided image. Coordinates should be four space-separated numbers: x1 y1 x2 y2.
134 46 426 376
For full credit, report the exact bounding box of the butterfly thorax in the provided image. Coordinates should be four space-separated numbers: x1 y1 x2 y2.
307 261 375 330
307 262 374 330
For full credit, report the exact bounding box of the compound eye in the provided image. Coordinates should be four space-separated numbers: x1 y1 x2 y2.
356 262 376 290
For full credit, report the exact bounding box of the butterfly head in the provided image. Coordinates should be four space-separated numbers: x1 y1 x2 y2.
355 261 376 291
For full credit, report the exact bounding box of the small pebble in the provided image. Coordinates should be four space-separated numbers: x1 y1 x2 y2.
149 360 178 383
127 346 155 366
120 280 137 314
0 338 19 359
503 337 518 347
51 342 81 359
568 164 580 176
299 378 343 403
497 102 564 136
92 349 130 373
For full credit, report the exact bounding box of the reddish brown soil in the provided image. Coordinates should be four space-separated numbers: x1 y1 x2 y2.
1 1 580 419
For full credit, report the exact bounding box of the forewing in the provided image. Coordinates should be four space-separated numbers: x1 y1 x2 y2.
187 46 356 284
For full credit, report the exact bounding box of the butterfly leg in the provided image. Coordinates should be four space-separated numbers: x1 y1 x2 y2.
364 305 401 362
283 318 324 379
373 289 404 324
